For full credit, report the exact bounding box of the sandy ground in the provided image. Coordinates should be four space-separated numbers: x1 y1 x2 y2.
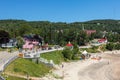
41 50 120 80
3 50 120 80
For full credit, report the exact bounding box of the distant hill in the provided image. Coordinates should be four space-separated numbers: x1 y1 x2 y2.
0 19 120 36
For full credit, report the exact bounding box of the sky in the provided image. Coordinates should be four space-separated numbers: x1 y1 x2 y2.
0 0 120 22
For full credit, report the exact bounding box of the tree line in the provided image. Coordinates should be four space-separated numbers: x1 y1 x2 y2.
0 19 120 46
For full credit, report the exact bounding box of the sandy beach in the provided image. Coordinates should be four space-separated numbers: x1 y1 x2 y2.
42 50 120 80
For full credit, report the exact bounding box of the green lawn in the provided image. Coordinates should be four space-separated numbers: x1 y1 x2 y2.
80 46 99 53
4 58 52 77
41 51 65 64
4 76 26 80
4 50 65 79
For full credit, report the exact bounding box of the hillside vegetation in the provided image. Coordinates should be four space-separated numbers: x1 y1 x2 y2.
41 51 64 64
0 19 120 46
4 58 52 77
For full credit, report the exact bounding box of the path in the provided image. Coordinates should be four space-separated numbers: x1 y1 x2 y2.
0 51 18 71
52 51 120 80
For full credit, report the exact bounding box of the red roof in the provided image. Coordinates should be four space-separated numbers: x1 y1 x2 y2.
98 38 107 43
85 30 96 35
66 43 73 47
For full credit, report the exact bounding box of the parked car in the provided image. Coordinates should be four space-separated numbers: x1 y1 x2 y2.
54 45 60 49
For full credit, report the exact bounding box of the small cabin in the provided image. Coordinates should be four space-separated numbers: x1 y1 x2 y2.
1 38 17 48
66 42 73 49
98 38 107 44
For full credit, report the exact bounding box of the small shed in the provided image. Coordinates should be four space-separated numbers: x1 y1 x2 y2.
66 42 73 49
82 50 88 55
66 42 73 47
81 50 91 59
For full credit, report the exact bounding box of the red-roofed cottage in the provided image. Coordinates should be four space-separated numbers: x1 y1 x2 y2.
98 38 107 43
85 30 96 35
66 42 73 49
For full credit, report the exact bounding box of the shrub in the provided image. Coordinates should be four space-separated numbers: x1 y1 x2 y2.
72 43 81 60
41 51 64 64
100 45 106 51
106 43 115 51
62 47 72 60
114 43 120 50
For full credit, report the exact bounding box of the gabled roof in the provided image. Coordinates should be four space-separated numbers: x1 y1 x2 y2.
98 38 107 43
66 42 73 47
84 30 96 35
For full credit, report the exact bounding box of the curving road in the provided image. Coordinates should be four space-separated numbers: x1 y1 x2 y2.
0 51 18 71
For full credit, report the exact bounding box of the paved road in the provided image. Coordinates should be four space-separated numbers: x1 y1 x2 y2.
0 47 63 69
0 51 18 80
0 51 18 71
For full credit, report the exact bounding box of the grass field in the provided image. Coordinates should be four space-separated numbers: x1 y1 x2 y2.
3 76 26 80
41 51 64 64
3 50 65 79
4 58 52 77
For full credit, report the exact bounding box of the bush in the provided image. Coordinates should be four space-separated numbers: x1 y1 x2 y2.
62 47 72 60
100 45 106 51
91 46 98 50
114 43 120 50
106 43 115 51
106 43 120 51
72 43 81 60
62 43 81 60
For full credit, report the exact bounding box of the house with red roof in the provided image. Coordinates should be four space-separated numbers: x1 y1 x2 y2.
84 30 96 35
66 42 73 47
66 42 73 49
98 38 107 44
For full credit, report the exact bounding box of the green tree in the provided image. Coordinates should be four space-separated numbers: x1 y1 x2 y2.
114 43 120 50
106 43 115 51
72 43 81 60
62 47 72 60
16 36 24 48
77 31 89 46
18 23 32 36
0 30 10 43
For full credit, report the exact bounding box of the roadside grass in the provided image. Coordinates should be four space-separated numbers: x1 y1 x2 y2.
0 47 18 52
80 45 108 53
41 51 65 64
3 50 65 79
80 46 99 53
100 44 107 51
3 75 26 80
4 58 52 77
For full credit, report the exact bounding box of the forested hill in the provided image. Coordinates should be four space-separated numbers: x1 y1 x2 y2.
0 19 120 31
0 19 120 34
83 19 120 32
0 19 120 45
